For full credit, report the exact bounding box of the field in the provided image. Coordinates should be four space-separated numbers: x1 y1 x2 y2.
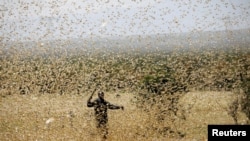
0 44 250 141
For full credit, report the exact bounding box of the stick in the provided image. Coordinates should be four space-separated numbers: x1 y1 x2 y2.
88 87 97 101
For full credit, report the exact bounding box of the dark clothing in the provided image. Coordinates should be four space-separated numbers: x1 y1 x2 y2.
87 98 121 124
87 97 121 139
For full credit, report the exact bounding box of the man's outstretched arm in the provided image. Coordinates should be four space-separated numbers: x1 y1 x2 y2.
107 102 124 110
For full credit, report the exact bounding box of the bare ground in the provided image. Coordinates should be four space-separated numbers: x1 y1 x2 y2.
0 91 248 141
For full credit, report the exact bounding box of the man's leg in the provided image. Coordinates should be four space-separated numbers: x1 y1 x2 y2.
98 121 108 139
104 124 108 139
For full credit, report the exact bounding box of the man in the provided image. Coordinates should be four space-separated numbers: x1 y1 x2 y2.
87 91 124 139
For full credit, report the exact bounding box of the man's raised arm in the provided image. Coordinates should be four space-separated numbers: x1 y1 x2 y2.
87 95 94 107
87 89 97 107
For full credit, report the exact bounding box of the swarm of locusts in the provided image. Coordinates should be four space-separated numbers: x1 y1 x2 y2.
0 43 249 140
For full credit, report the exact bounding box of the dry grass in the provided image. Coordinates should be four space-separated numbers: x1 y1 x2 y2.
0 91 248 141
178 91 248 138
0 92 151 141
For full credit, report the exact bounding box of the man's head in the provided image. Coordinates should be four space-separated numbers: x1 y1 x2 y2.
98 91 104 100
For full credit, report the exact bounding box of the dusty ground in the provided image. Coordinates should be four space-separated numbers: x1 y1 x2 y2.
0 91 248 141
